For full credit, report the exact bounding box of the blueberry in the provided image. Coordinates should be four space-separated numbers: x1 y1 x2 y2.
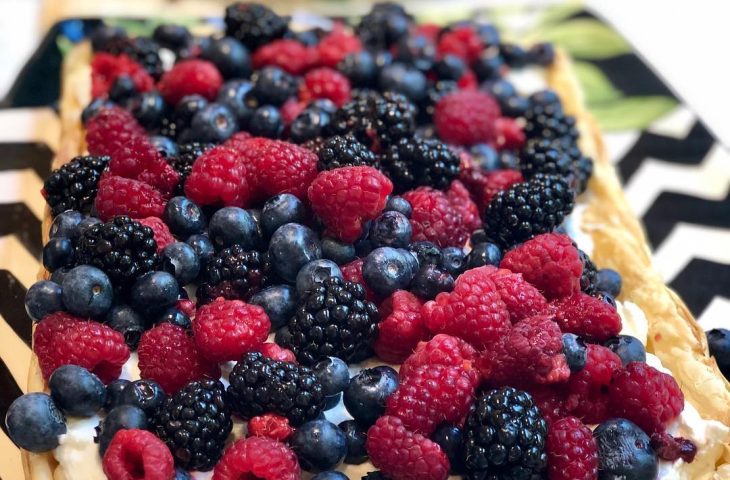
562 333 587 373
595 291 617 309
130 271 180 318
528 42 555 66
394 35 435 72
173 94 208 129
164 196 206 238
324 393 341 410
173 468 193 480
433 55 467 81
499 43 528 68
378 62 427 102
707 329 730 378
97 405 148 455
362 247 418 297
189 103 238 143
249 105 283 138
369 211 412 248
50 267 71 286
410 264 454 300
155 307 192 330
321 238 356 265
201 36 251 79
152 24 192 50
5 393 66 452
268 223 322 282
529 90 561 108
604 335 647 366
149 135 179 158
481 78 516 99
43 237 75 272
49 365 106 417
440 247 466 276
596 268 622 297
209 207 258 250
61 265 113 318
50 210 84 240
338 420 368 464
311 99 338 114
161 242 200 285
81 98 114 125
594 418 657 480
343 366 398 426
290 108 331 143
337 51 377 87
25 280 64 322
408 241 442 267
251 67 297 107
499 95 530 118
105 379 130 410
291 419 347 472
473 50 504 82
296 259 343 297
313 357 350 397
430 423 464 473
250 285 297 329
312 472 349 480
186 234 215 268
78 216 102 234
120 379 166 413
216 80 255 128
466 242 502 269
109 74 137 103
261 193 307 237
470 144 501 171
105 304 146 349
384 196 412 218
470 229 489 245
130 91 167 129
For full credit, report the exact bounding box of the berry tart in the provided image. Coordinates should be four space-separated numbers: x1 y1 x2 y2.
10 3 730 480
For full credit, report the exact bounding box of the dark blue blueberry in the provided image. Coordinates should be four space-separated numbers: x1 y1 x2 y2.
499 43 529 68
49 365 106 417
393 35 436 73
529 90 562 109
5 393 66 452
343 366 399 426
293 29 321 46
499 95 530 118
173 94 208 129
338 420 368 464
50 267 71 286
440 247 466 276
161 242 200 285
289 108 331 143
130 91 167 129
25 280 64 322
189 103 238 143
321 238 356 265
407 241 442 267
354 237 373 258
312 472 349 480
594 418 657 480
470 229 489 245
707 329 730 378
430 423 464 473
90 25 126 50
120 379 166 413
562 333 587 373
78 216 102 234
173 468 192 480
108 74 137 104
43 237 75 272
362 247 418 297
130 271 180 318
337 51 377 88
186 234 215 268
313 357 350 397
61 265 113 318
216 80 255 129
50 210 84 240
311 99 337 114
528 42 555 66
261 193 307 237
291 419 347 472
324 393 341 410
250 285 297 329
249 105 283 138
97 405 148 455
411 265 454 300
470 144 500 171
465 242 502 269
473 51 504 82
149 135 179 158
105 379 130 411
378 62 427 102
81 98 114 125
296 259 342 297
106 304 146 350
164 196 207 238
155 307 192 330
152 24 191 50
202 36 251 79
268 223 322 282
433 55 467 81
368 211 412 249
209 207 258 250
384 196 412 218
595 291 617 309
251 67 297 107
481 78 516 98
604 335 647 366
596 268 622 297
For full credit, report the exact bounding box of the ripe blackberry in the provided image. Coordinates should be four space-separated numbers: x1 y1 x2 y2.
485 174 575 248
224 3 288 50
226 351 325 426
355 3 412 50
158 117 180 140
75 216 159 287
317 135 378 171
96 36 164 79
578 248 597 294
463 387 548 480
168 142 214 195
382 137 460 192
523 104 579 144
281 275 379 365
519 138 573 180
151 379 232 471
196 245 271 305
43 155 110 216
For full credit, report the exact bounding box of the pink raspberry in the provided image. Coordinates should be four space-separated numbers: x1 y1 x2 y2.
176 299 196 319
373 290 427 363
102 429 174 480
437 25 485 63
565 344 623 424
94 175 167 221
184 146 252 208
446 179 482 232
299 67 352 107
461 168 524 212
400 334 477 379
252 39 316 75
526 385 568 427
551 292 622 341
495 117 526 151
402 187 469 248
108 135 180 195
85 105 145 157
213 436 300 480
158 59 223 105
434 90 500 146
256 140 320 201
316 25 363 68
247 414 294 442
482 266 549 323
546 417 599 480
137 217 174 253
91 53 154 99
257 342 297 363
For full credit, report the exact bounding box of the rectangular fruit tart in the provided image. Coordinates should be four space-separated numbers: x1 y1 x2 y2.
10 3 730 480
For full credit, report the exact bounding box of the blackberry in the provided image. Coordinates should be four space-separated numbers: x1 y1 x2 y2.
578 248 597 294
317 135 377 171
43 155 109 216
463 387 547 480
518 138 573 180
226 351 325 426
281 275 380 365
158 117 181 140
75 216 159 287
355 3 412 50
196 245 271 305
362 472 390 480
554 139 593 194
151 379 232 471
168 142 214 195
485 174 575 248
382 137 460 192
224 3 288 50
96 36 163 79
523 104 579 144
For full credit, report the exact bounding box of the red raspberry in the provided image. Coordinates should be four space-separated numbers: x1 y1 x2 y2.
33 312 130 383
400 334 477 379
435 90 500 146
366 415 450 480
137 217 174 253
308 166 393 242
482 267 549 323
91 53 154 99
224 131 253 148
422 266 511 349
461 168 524 212
526 385 568 427
158 59 223 105
546 417 599 480
495 117 526 151
257 140 320 201
402 187 469 248
551 292 622 342
437 26 484 63
247 414 294 442
184 146 252 208
386 364 478 435
373 290 427 363
102 429 174 480
138 323 220 394
565 344 622 424
414 23 441 42
193 299 270 363
609 362 684 434
457 69 478 90
94 175 167 221
446 179 482 232
299 68 352 107
341 258 380 303
223 136 272 202
257 342 297 363
316 25 363 68
650 432 698 462
500 232 583 300
213 436 300 480
252 39 316 75
279 99 307 126
85 105 145 157
176 299 196 319
477 315 570 386
108 135 180 195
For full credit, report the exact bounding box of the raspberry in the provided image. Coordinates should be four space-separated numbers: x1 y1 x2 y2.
464 168 524 212
366 415 450 480
223 131 253 149
546 417 599 480
373 290 427 363
484 267 549 323
399 334 477 379
279 99 307 126
247 414 294 442
102 429 174 480
252 39 316 75
609 362 684 434
551 292 622 341
526 385 568 427
108 135 180 195
457 70 479 90
385 364 478 435
495 117 526 151
402 187 469 248
137 217 174 253
138 323 220 394
299 67 352 107
94 175 167 221
436 25 484 63
308 166 393 243
33 312 130 383
341 258 380 302
500 232 583 300
213 436 300 480
184 146 252 207
193 299 270 363
317 26 363 68
91 53 154 98
565 344 622 424
477 314 570 386
650 432 698 462
446 179 482 232
422 266 511 349
158 59 223 105
257 342 297 363
176 299 196 319
434 90 500 146
256 140 319 201
85 105 145 157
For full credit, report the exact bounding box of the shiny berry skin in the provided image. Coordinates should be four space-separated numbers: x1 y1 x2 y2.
189 103 238 143
119 379 166 413
321 238 357 265
42 237 75 272
595 268 622 297
547 416 598 480
48 365 106 417
59 265 112 319
312 357 350 397
337 51 377 87
339 419 368 464
102 429 175 480
593 419 657 480
201 36 251 79
249 105 283 138
249 285 297 329
217 80 254 128
369 211 412 249
344 366 399 427
291 419 348 472
49 210 84 239
251 66 297 107
378 62 428 103
5 393 66 452
212 436 300 480
158 59 223 105
604 334 646 366
261 193 307 237
707 328 730 378
362 247 419 298
130 91 166 129
430 423 464 474
410 265 454 300
96 405 148 455
161 242 200 285
268 223 322 283
24 280 64 322
562 333 588 373
130 271 179 318
105 305 146 350
163 196 207 237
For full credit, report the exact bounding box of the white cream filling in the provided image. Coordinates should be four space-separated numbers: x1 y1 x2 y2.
504 67 549 96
